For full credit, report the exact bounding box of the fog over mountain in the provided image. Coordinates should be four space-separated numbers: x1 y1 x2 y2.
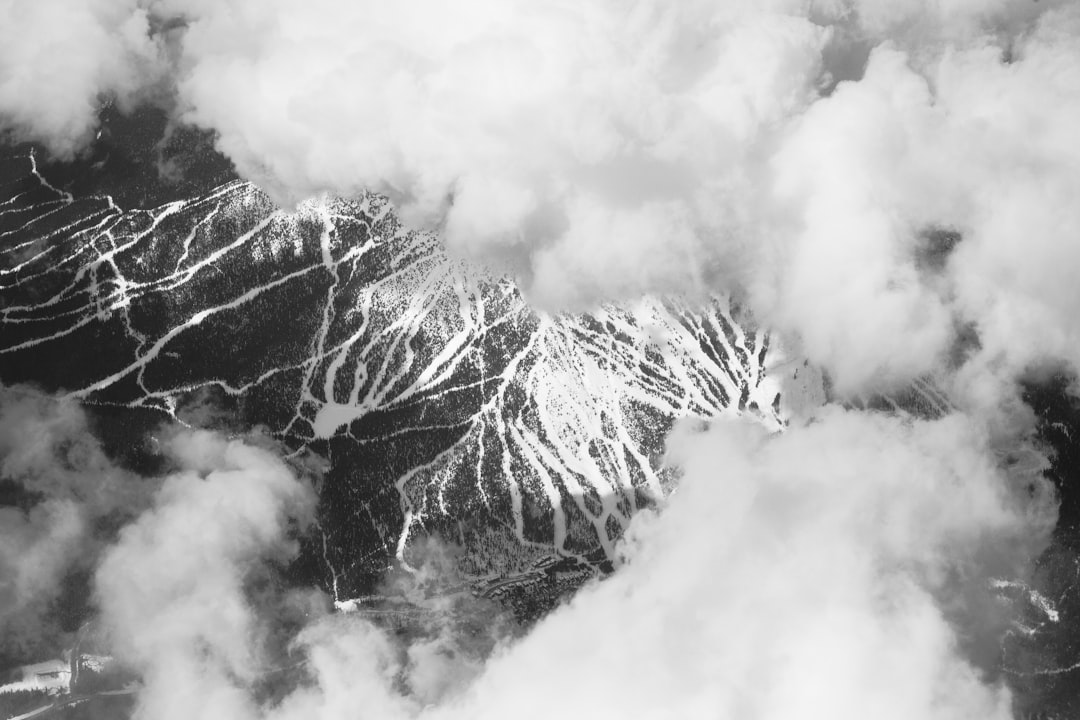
2 1 1080 719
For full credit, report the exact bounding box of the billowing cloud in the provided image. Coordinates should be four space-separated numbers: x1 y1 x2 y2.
161 0 829 312
441 409 1055 720
95 428 318 720
0 0 162 157
763 7 1080 393
4 0 1080 393
0 385 152 664
85 407 1055 720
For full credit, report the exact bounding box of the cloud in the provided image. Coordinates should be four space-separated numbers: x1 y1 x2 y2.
91 436 514 719
170 0 1080 397
762 5 1080 394
439 409 1055 720
159 0 829 310
0 385 152 665
0 0 162 157
94 429 317 707
83 407 1055 720
5 0 1080 394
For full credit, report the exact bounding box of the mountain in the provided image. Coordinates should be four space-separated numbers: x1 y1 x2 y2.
0 135 789 617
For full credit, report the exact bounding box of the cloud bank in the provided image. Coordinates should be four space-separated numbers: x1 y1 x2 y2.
83 407 1053 720
4 0 1080 393
2 388 1054 718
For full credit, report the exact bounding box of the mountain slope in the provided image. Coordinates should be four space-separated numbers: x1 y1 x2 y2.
0 150 788 610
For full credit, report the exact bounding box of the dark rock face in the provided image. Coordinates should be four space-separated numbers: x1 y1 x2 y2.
0 144 783 618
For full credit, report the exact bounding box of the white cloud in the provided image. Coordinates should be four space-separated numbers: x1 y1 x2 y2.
434 408 1054 720
87 407 1055 720
5 0 1078 393
95 430 316 680
0 385 153 661
0 0 161 157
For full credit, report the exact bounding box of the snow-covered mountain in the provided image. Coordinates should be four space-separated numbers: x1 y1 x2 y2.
0 147 791 614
